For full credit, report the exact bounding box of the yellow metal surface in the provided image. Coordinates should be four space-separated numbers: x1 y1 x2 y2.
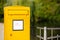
4 6 30 40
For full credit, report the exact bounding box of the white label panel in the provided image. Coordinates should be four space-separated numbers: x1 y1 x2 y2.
13 20 23 30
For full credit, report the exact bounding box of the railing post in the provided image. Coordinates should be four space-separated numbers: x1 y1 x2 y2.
51 29 53 40
40 28 41 40
57 34 58 40
44 27 47 40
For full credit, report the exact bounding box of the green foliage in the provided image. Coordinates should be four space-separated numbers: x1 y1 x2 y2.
0 3 3 14
0 0 60 26
32 0 60 27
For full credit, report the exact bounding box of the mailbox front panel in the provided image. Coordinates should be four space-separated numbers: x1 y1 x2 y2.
4 6 30 40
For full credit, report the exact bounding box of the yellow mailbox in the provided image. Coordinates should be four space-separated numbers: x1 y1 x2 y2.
4 6 30 40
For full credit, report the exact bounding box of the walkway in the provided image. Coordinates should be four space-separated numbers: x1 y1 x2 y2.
0 23 4 40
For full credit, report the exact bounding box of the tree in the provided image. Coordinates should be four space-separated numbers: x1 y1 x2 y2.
34 0 60 27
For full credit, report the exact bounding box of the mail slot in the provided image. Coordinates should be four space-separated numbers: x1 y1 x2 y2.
4 6 30 40
8 10 28 15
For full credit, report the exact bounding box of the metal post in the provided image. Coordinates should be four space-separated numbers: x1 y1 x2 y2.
40 29 41 40
57 34 58 40
51 29 53 40
44 27 47 40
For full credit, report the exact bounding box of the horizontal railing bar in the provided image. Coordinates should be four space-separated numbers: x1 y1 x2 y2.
47 28 60 30
37 27 44 29
47 36 60 39
37 27 60 30
36 35 60 39
36 35 44 39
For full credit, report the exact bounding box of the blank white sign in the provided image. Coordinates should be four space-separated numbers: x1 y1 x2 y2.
13 20 23 30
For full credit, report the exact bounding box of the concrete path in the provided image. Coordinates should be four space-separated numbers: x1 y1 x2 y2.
0 23 4 40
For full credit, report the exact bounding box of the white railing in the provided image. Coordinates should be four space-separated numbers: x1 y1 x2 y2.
36 27 60 40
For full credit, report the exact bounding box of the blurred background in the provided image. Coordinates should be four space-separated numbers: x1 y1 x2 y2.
0 0 60 27
0 0 60 40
